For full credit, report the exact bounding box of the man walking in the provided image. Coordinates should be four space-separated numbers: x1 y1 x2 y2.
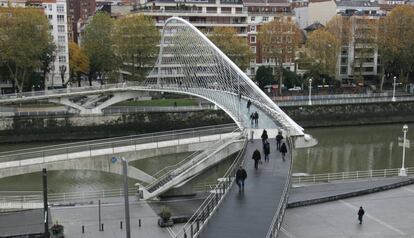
358 206 365 224
276 131 283 150
252 149 261 170
263 140 270 162
236 166 247 192
280 142 287 162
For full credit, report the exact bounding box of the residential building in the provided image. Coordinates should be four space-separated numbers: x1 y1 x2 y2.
67 0 96 43
294 0 336 30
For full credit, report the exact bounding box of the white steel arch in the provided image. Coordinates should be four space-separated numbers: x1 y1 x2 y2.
144 17 304 136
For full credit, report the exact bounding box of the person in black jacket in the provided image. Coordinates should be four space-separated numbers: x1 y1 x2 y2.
276 131 284 150
252 149 261 169
280 142 287 162
235 166 247 192
263 140 270 162
358 206 365 224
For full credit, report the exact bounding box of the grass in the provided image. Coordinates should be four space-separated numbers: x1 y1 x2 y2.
115 98 199 107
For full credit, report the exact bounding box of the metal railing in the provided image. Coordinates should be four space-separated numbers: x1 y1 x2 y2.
145 128 242 192
0 123 237 163
0 187 136 207
103 105 215 114
173 130 248 238
291 167 414 184
266 137 293 238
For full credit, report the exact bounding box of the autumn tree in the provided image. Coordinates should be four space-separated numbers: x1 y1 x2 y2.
377 6 414 90
209 27 253 70
69 42 90 87
305 29 340 80
0 8 55 93
258 16 301 95
113 14 160 81
83 12 118 85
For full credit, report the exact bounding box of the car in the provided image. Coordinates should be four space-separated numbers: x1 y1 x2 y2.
288 86 301 91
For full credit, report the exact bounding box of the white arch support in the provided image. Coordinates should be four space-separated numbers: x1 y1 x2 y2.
144 17 304 136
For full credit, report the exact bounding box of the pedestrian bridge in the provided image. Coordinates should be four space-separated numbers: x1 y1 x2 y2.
0 17 304 137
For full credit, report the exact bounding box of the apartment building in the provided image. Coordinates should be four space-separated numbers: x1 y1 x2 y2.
67 0 96 43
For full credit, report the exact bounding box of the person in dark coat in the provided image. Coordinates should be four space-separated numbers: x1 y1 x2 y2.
235 166 247 191
261 129 268 143
276 131 284 150
358 206 365 224
280 142 287 162
263 140 270 162
247 100 251 111
254 111 259 127
252 149 261 169
250 113 255 126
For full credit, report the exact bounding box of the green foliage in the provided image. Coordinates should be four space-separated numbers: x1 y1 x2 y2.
113 14 160 81
0 8 55 92
83 12 119 84
283 69 302 88
159 206 172 220
255 66 273 90
209 27 253 70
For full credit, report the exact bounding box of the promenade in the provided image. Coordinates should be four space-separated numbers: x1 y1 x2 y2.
201 138 290 238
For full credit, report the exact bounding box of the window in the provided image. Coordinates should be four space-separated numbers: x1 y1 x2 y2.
57 15 65 23
250 46 256 53
251 67 255 74
58 45 65 53
250 16 255 22
250 25 255 32
48 15 53 20
58 35 66 43
48 4 52 11
57 4 64 12
58 56 66 63
250 35 256 43
263 16 268 22
340 66 347 74
58 25 65 33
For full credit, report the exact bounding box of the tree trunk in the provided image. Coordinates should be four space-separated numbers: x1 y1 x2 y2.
279 64 283 96
379 66 385 92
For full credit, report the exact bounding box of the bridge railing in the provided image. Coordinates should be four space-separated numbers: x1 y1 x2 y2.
291 167 414 184
145 128 242 192
173 130 248 238
0 124 237 163
266 137 294 238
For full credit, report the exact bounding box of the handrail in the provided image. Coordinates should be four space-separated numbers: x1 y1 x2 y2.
292 167 414 184
0 124 237 160
173 130 248 238
151 150 202 179
145 128 242 192
266 136 294 238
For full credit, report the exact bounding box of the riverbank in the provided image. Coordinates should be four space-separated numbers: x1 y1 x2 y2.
1 101 414 143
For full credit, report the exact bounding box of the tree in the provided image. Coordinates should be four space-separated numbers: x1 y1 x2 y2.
39 42 56 90
377 6 414 90
258 16 301 95
255 66 273 90
305 29 340 81
209 27 253 70
0 8 55 93
83 12 118 85
69 42 90 87
113 14 160 81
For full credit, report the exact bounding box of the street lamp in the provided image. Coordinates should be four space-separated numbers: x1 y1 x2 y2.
392 76 397 102
308 78 312 106
399 124 408 176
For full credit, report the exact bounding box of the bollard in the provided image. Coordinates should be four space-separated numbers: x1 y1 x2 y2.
139 219 141 227
120 221 123 229
82 225 84 234
101 223 104 231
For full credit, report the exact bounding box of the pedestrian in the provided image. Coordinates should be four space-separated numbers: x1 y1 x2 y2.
280 142 287 162
252 149 261 170
261 129 268 143
358 206 365 224
276 131 283 150
250 113 255 126
247 100 251 111
254 111 259 127
235 166 247 192
263 140 270 162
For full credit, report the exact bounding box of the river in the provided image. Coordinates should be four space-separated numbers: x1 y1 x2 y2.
0 123 412 194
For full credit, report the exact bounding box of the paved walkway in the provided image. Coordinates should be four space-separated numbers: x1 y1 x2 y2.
201 138 290 238
280 180 414 238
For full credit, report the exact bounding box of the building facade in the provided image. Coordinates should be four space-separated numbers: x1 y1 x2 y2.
67 0 96 43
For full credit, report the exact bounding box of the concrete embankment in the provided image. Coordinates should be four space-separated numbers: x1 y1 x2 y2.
1 100 414 143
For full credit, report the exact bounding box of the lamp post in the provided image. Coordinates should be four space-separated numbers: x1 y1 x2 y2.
399 124 408 176
392 76 397 102
308 78 312 106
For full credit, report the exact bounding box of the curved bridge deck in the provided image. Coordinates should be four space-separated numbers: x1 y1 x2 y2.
200 138 290 238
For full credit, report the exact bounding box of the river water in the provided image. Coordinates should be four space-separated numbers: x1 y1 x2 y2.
0 123 412 194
